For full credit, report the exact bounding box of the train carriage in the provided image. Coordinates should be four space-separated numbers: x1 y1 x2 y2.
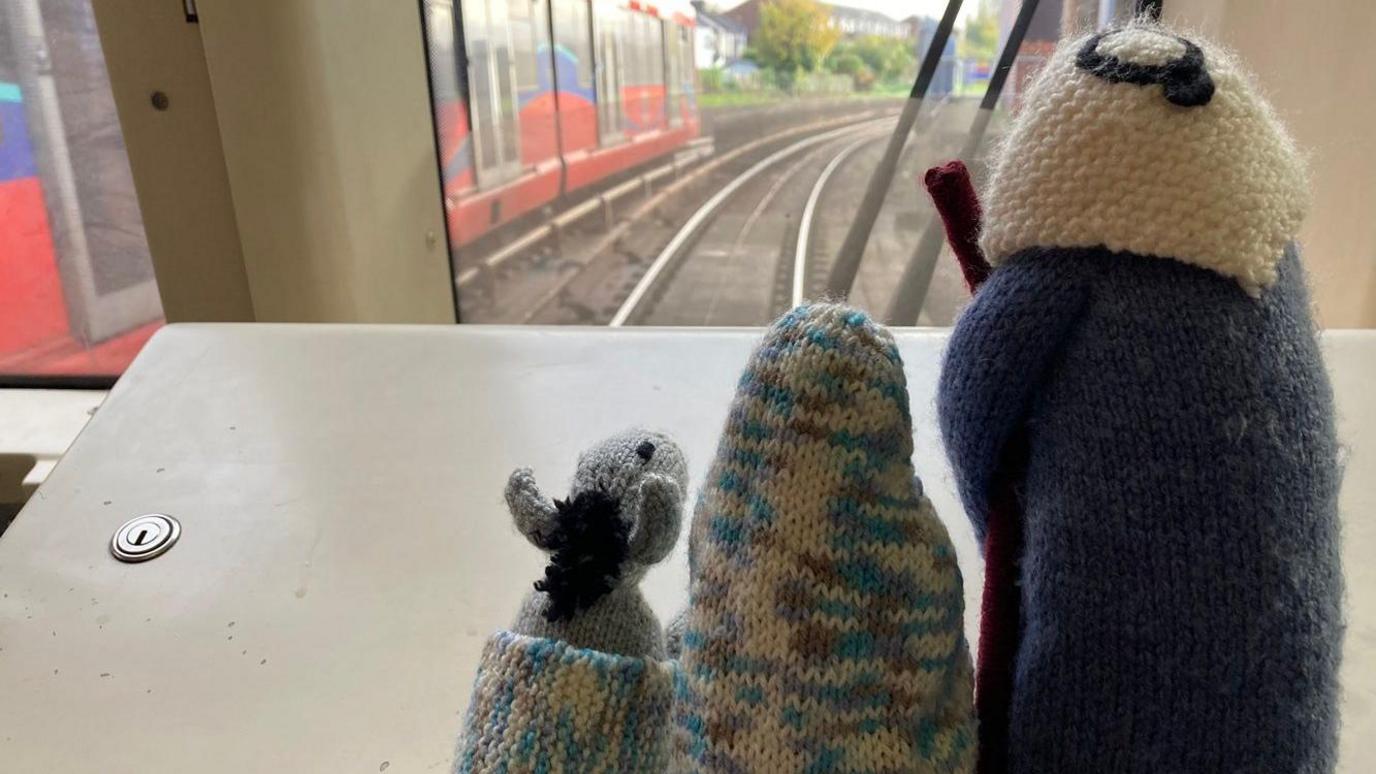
424 0 698 248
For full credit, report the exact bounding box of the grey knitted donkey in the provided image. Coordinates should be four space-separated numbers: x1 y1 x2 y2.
504 429 687 658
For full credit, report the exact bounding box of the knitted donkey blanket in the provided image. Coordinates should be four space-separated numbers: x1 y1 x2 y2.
456 631 676 773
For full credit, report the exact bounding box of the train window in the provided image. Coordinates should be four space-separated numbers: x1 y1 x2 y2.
508 0 538 93
530 0 552 94
682 27 693 92
623 10 639 89
573 1 594 90
491 0 520 166
644 15 664 87
631 14 654 124
0 0 162 381
552 0 595 92
461 0 522 187
594 6 624 145
679 24 692 108
663 19 681 128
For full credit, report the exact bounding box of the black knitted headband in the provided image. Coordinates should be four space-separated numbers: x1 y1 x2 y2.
1075 30 1214 107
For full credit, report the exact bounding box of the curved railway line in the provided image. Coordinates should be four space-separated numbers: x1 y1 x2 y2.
610 96 974 327
608 118 895 326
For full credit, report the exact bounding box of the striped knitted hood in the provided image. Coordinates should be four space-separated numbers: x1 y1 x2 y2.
979 21 1309 296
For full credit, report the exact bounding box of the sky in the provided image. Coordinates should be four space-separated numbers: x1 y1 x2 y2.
717 0 994 24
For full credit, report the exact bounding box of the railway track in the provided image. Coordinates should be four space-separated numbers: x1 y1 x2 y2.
790 131 881 309
607 96 979 327
609 118 895 326
609 113 916 327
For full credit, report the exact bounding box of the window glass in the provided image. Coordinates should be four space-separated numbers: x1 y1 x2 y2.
551 0 596 91
627 11 642 86
645 15 664 86
0 0 162 380
594 6 624 145
509 0 538 92
489 0 521 164
423 0 1376 328
458 0 523 186
569 1 594 89
664 19 681 125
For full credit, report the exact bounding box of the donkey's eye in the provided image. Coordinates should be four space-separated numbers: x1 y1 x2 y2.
636 441 656 461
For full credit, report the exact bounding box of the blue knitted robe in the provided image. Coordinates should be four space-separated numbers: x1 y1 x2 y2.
938 245 1342 773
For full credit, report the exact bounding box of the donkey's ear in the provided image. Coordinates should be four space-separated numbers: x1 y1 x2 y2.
628 473 683 566
505 468 559 550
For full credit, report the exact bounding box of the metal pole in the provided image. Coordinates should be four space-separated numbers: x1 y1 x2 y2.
884 0 1041 325
823 0 963 299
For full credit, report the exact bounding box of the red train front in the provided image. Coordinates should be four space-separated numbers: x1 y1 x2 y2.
424 0 699 249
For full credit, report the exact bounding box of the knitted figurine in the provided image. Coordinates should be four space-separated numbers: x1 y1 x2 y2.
674 304 976 772
937 22 1342 774
456 430 688 773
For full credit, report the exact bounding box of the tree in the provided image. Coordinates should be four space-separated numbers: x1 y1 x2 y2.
749 0 840 88
826 50 865 77
958 8 999 62
850 35 915 82
827 35 915 90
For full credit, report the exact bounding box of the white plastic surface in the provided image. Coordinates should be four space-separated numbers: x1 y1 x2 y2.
0 324 1372 772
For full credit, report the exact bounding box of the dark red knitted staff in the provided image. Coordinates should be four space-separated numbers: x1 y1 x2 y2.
923 160 991 293
923 159 1020 774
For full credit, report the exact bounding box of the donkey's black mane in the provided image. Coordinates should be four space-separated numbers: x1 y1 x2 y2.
535 489 630 622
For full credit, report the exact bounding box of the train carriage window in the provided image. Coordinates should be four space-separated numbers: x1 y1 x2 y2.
663 19 679 127
643 15 658 84
552 0 594 93
508 0 535 92
679 24 692 105
631 14 650 122
491 0 519 166
573 1 594 90
461 0 522 187
682 25 693 93
530 0 551 93
644 15 664 87
594 5 624 145
622 10 639 90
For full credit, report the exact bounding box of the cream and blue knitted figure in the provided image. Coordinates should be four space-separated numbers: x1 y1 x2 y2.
938 22 1342 774
674 304 976 772
456 430 687 773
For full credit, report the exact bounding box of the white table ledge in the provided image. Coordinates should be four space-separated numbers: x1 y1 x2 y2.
1 324 1372 772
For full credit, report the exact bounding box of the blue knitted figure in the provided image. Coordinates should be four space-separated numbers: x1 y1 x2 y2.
938 23 1342 774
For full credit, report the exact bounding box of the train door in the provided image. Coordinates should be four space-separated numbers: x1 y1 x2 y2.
461 0 522 186
594 6 624 145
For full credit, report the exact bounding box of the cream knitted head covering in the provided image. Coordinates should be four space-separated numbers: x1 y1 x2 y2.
979 21 1309 295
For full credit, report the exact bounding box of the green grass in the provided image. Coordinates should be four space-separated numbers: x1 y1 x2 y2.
698 91 793 109
699 85 911 109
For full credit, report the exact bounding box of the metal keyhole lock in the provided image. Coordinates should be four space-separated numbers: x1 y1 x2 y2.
111 514 180 563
